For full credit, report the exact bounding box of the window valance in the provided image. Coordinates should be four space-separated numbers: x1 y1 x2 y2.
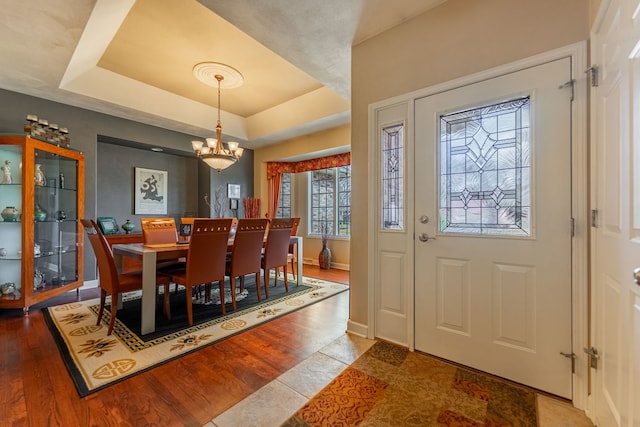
266 152 350 179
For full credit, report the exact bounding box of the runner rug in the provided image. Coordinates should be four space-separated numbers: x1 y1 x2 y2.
43 275 348 397
283 340 538 427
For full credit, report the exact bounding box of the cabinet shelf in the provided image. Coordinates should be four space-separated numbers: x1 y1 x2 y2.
0 135 84 312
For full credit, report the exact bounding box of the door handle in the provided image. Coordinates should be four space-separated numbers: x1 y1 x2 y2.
418 233 436 242
634 268 640 286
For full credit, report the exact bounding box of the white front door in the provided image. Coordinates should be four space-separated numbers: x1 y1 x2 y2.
414 58 573 398
591 0 640 425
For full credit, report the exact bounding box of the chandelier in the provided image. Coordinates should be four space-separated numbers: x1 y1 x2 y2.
191 64 243 172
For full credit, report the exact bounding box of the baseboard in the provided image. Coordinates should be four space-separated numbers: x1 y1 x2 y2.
302 260 350 271
346 319 368 338
79 279 99 290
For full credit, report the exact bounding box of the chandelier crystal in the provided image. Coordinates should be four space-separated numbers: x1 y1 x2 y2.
192 71 243 173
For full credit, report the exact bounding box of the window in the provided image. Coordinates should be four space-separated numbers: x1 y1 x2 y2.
309 166 351 237
439 97 531 236
381 124 404 230
276 173 292 218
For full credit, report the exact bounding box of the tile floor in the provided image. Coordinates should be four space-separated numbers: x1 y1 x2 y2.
204 334 593 427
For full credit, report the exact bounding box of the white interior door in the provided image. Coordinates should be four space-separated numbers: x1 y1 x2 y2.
414 58 573 398
591 0 640 425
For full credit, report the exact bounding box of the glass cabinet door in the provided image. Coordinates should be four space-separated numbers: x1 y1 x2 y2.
0 145 23 299
33 148 79 294
0 134 84 311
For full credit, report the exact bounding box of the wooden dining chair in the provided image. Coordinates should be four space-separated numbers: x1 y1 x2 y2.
225 218 269 310
140 217 178 244
141 217 185 293
286 217 301 279
262 218 295 297
180 217 238 242
168 218 232 325
81 219 172 335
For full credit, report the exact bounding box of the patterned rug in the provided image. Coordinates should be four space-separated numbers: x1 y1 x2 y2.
43 275 348 397
283 341 538 426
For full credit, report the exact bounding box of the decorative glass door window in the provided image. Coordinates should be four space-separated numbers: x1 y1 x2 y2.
439 97 531 236
381 124 404 230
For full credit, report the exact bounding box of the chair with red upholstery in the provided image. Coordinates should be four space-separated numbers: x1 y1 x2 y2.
262 218 295 297
168 218 233 325
225 218 269 310
81 219 172 335
140 217 179 244
285 217 301 279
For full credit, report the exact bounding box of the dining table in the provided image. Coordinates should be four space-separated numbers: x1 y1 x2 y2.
112 236 303 335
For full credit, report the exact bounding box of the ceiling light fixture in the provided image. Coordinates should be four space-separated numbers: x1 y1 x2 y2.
191 63 244 173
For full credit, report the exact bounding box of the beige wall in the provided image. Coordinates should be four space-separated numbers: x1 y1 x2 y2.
253 124 351 268
350 0 590 330
590 0 602 26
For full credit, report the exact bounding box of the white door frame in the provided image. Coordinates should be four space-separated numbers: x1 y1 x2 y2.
367 41 589 408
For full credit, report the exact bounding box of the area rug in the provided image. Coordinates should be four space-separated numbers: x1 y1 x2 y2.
43 275 348 397
283 340 538 426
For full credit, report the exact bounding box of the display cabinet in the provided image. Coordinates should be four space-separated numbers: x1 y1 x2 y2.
0 134 84 312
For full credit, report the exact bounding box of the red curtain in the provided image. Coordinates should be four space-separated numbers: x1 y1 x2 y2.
243 197 261 218
267 152 350 179
267 173 282 220
266 152 350 219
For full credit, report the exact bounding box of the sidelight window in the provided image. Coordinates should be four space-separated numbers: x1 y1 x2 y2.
381 124 404 230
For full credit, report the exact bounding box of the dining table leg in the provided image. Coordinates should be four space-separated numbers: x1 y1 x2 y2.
112 252 125 310
140 250 158 335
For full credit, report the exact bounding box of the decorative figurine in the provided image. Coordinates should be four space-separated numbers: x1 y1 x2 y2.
34 164 46 186
1 160 11 184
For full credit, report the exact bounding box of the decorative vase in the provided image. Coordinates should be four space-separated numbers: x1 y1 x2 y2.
0 282 16 295
319 245 332 270
34 205 47 222
34 163 46 186
56 210 67 221
122 219 135 234
1 206 19 222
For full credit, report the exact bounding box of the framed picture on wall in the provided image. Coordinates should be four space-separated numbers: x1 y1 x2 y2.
227 183 240 199
230 198 238 210
134 167 168 214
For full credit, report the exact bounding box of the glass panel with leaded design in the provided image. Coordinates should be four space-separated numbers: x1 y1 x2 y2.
439 97 531 236
382 124 404 230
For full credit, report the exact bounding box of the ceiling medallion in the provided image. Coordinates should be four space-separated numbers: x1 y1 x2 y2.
192 62 244 89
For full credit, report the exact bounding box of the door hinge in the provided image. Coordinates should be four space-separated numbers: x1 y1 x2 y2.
586 66 599 87
584 347 600 369
560 351 576 373
591 209 598 228
570 217 575 237
558 79 575 101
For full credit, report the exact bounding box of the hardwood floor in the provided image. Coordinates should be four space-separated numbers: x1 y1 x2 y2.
0 265 349 427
